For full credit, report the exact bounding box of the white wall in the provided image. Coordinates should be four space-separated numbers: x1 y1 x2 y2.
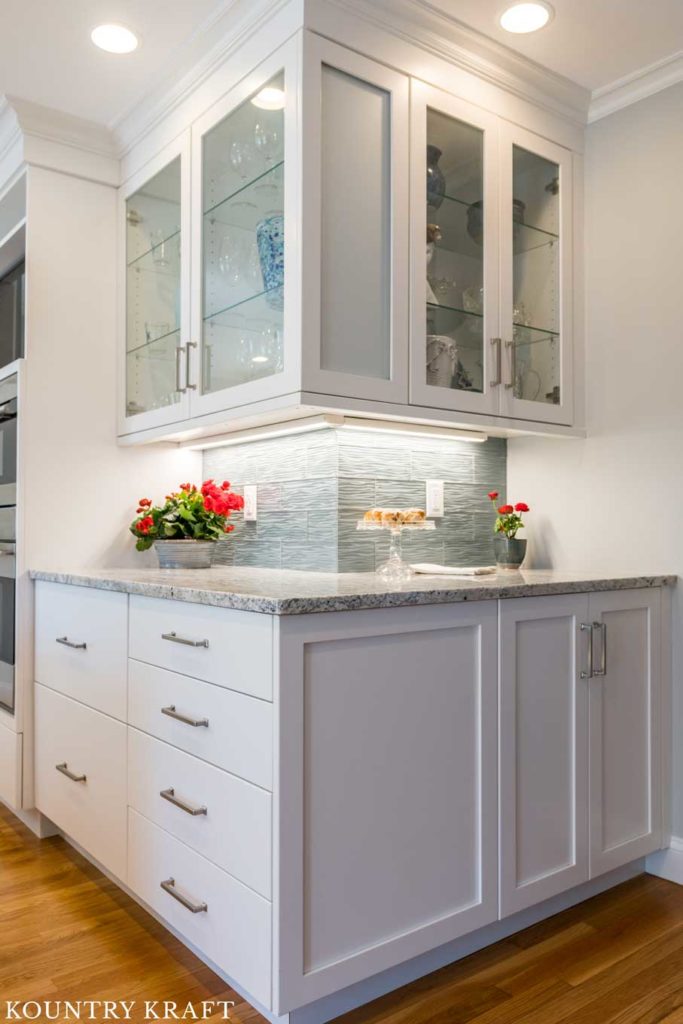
508 82 683 833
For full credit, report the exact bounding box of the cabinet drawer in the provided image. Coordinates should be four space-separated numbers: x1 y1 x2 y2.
35 684 127 880
129 596 272 700
0 721 22 810
128 808 271 1008
128 729 271 898
35 582 128 720
128 660 272 791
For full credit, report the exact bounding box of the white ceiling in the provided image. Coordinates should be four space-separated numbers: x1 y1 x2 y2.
0 0 681 127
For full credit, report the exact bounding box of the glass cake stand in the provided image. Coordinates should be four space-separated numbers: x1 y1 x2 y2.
357 520 436 583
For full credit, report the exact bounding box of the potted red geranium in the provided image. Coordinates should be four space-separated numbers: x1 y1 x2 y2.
487 491 530 570
130 480 244 569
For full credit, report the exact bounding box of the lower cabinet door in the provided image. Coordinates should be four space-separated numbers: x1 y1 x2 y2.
589 588 662 876
499 595 590 917
34 684 127 879
128 809 272 1009
276 602 498 1013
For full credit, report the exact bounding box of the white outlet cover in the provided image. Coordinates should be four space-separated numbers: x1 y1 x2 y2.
426 479 445 518
243 484 258 522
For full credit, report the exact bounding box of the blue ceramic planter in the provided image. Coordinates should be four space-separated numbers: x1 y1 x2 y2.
256 214 284 311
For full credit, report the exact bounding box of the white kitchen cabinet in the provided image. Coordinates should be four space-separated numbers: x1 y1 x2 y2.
119 24 582 444
589 588 662 875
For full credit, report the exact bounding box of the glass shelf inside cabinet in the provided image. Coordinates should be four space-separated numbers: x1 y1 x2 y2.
202 71 285 394
511 145 561 405
425 107 485 395
125 156 182 417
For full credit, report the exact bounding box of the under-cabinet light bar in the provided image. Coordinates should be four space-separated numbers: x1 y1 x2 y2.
180 415 487 450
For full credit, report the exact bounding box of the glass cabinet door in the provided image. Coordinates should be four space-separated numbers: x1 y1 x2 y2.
500 125 573 424
123 143 190 433
410 82 499 415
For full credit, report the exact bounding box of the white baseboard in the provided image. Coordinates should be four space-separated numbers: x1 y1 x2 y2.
647 837 683 884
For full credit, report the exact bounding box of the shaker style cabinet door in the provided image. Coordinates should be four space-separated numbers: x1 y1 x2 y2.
275 603 498 1013
588 588 662 876
189 37 302 418
409 80 500 416
119 132 192 436
299 35 410 404
499 595 589 917
499 123 574 425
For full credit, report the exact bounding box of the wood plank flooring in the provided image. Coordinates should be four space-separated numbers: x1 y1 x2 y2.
2 802 683 1023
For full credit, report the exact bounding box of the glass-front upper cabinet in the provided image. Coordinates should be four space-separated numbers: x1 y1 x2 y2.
500 124 573 424
410 82 500 415
121 136 191 434
190 43 299 418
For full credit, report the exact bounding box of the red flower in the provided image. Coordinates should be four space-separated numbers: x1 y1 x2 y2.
222 480 231 489
488 491 499 501
498 505 514 515
137 515 154 534
138 498 152 508
223 523 234 533
515 502 530 512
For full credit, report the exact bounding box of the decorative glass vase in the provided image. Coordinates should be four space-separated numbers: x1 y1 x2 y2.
154 540 217 569
256 213 284 310
426 145 446 210
494 536 527 571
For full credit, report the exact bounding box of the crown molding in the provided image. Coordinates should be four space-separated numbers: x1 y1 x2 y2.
588 50 683 123
317 0 591 126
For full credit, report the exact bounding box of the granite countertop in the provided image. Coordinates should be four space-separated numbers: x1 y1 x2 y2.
29 566 677 615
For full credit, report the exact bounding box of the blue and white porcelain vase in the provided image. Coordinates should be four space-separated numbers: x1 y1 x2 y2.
426 145 446 210
256 213 284 311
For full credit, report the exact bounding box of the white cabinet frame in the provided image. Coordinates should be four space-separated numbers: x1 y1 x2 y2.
300 35 410 404
409 80 500 417
118 132 192 437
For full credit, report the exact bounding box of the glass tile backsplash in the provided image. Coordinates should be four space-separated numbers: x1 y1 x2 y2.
203 429 506 572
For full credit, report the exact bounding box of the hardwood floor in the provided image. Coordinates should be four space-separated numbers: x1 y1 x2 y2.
3 802 683 1024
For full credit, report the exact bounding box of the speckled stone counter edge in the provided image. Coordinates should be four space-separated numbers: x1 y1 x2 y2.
29 569 677 616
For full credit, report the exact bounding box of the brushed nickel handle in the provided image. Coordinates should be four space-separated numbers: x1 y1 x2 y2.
161 705 209 728
56 762 87 783
161 631 209 648
175 345 187 393
580 623 593 679
592 622 607 676
160 877 207 914
489 338 502 387
160 787 207 817
185 342 197 390
504 340 516 390
56 636 87 650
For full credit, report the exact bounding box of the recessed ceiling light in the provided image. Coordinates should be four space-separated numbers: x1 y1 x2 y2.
251 87 286 111
91 24 139 54
499 2 553 33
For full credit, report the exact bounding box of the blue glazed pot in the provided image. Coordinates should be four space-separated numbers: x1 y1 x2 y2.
256 214 284 311
494 535 527 570
426 145 446 210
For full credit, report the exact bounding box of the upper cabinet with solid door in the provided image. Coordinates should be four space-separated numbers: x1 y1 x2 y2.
118 21 582 443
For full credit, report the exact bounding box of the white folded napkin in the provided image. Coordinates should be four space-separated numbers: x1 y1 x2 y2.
410 564 497 576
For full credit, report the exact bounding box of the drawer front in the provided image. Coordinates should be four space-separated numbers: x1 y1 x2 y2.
35 684 127 880
128 729 272 898
35 582 128 720
128 660 272 791
0 721 22 809
128 808 271 1008
129 596 272 700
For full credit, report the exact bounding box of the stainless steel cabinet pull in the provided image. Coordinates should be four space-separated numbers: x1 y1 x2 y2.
185 342 198 390
175 346 187 394
161 631 209 649
56 762 87 783
161 704 209 728
160 787 207 816
490 338 502 387
580 623 593 679
592 622 607 676
160 877 207 914
56 636 87 650
505 340 516 390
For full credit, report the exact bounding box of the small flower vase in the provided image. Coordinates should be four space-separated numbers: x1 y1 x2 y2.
426 145 446 210
494 535 527 571
154 540 217 570
256 213 284 311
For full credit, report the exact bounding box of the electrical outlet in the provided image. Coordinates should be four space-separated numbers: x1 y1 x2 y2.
426 479 444 518
243 485 258 522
